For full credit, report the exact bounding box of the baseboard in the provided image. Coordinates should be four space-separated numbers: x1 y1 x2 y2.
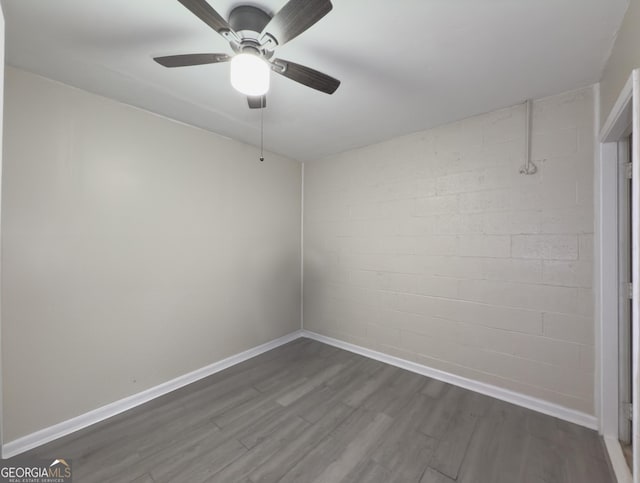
301 330 599 430
604 436 633 483
4 327 600 459
2 329 303 459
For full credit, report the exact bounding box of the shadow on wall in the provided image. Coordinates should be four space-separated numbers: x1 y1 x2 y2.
238 249 301 339
303 247 335 333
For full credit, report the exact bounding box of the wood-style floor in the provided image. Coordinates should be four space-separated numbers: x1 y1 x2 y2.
10 338 614 482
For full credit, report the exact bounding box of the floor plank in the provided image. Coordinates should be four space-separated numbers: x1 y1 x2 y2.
248 403 355 483
206 417 309 483
130 473 155 483
457 400 529 483
428 390 482 479
343 461 392 483
311 411 393 483
420 468 456 483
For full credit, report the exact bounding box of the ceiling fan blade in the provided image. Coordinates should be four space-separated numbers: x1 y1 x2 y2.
154 53 230 68
272 58 340 94
177 0 238 40
247 96 267 109
259 0 332 48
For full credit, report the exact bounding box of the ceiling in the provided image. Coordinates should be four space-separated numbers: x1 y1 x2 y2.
2 0 629 162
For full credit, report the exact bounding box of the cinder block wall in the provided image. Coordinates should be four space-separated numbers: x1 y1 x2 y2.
304 87 595 414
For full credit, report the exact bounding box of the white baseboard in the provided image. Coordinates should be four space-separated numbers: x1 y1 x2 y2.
301 330 599 430
604 436 633 483
2 330 303 459
4 327 601 459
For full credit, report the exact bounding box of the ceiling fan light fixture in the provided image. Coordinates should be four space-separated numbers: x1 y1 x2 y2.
230 53 270 96
154 0 340 108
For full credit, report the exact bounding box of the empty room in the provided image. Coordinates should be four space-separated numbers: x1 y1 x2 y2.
0 0 639 482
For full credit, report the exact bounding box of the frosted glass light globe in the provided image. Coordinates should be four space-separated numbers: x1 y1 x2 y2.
230 53 270 96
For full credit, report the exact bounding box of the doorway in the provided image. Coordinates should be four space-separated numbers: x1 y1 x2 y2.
599 69 639 483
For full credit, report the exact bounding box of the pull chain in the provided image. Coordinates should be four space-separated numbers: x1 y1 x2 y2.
259 96 265 162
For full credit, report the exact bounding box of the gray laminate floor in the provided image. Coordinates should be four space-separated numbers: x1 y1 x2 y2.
8 338 614 482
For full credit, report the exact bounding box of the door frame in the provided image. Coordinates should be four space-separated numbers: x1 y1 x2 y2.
618 135 632 446
599 70 639 483
0 1 5 459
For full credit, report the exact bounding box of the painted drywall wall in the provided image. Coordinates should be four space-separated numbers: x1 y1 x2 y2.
600 0 636 125
304 87 595 414
1 67 301 442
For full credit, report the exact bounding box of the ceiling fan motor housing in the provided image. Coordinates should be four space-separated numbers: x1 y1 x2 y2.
228 6 275 57
229 6 271 37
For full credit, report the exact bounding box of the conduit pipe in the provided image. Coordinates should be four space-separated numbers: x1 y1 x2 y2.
520 99 538 175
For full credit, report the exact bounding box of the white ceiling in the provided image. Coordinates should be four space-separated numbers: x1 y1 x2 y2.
2 0 629 161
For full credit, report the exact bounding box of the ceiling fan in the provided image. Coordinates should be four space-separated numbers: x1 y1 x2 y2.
154 0 341 109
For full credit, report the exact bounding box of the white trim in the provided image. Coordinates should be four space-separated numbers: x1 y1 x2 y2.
618 137 633 445
2 330 303 459
599 141 622 438
0 4 5 459
602 74 634 143
594 83 602 431
605 436 633 483
301 330 598 430
300 162 305 330
4 328 605 459
631 69 640 483
598 71 637 444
